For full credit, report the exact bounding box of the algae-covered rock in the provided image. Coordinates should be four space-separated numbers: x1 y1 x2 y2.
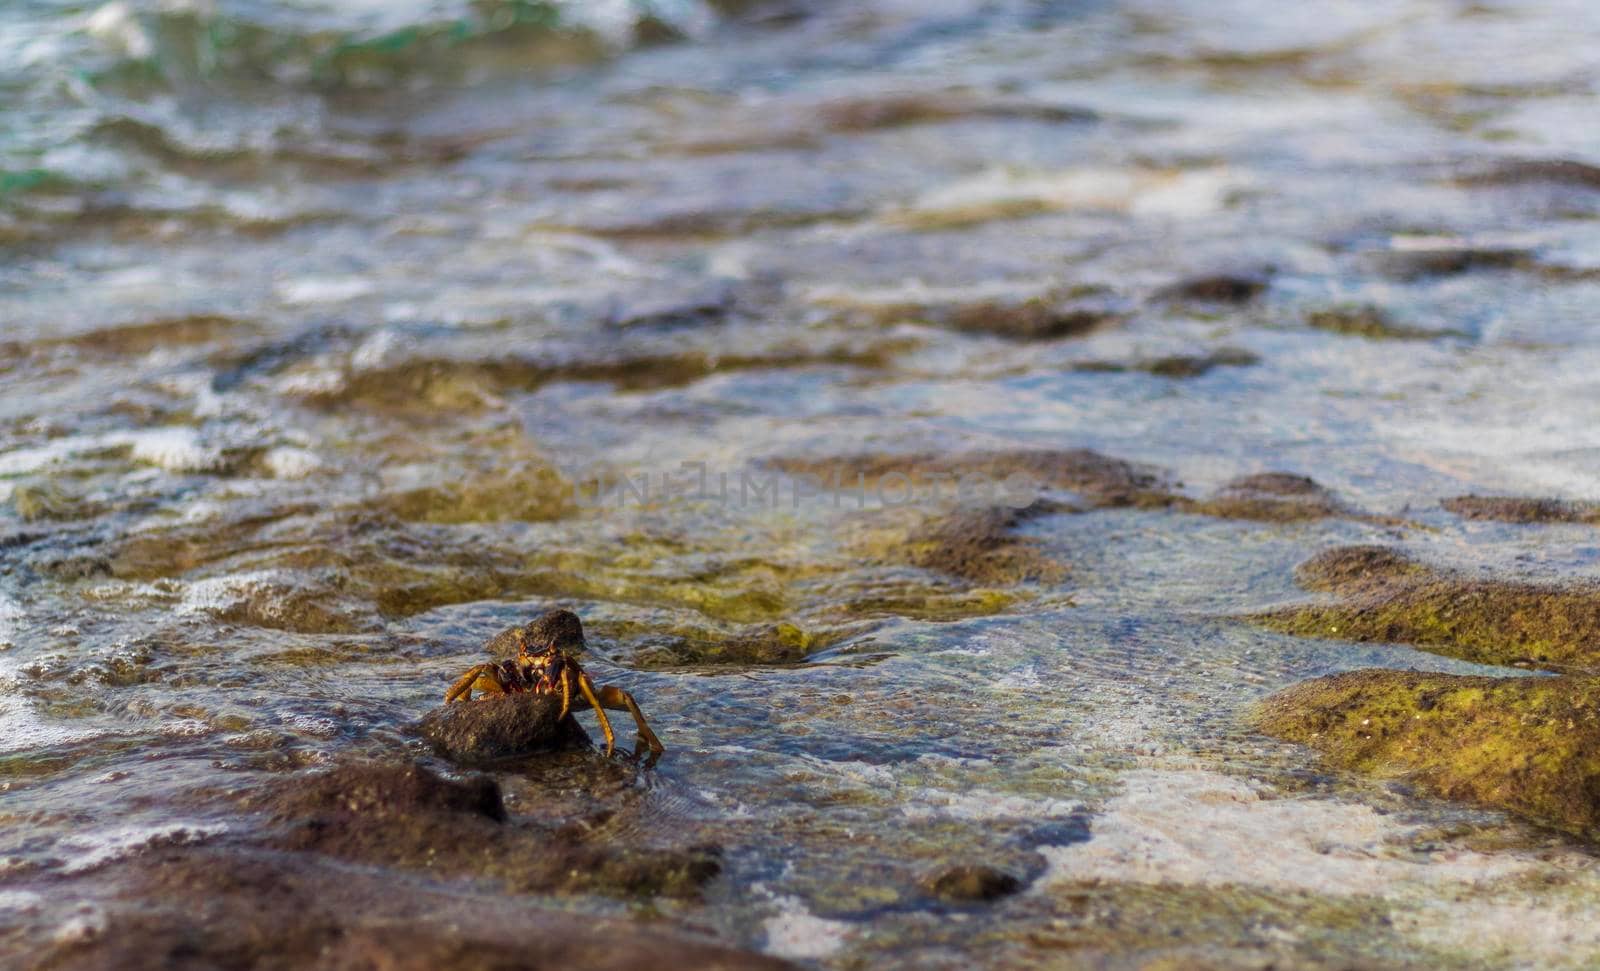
1254 668 1600 838
1248 546 1600 671
1305 304 1463 340
417 693 589 763
923 864 1024 902
772 447 1176 510
1188 473 1350 523
614 621 827 667
1443 495 1600 525
899 502 1069 585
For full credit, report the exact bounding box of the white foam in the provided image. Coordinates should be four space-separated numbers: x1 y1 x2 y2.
761 893 851 961
125 428 225 473
262 446 323 479
84 2 153 59
1039 769 1529 896
276 275 375 306
57 821 228 875
273 368 346 397
178 570 284 617
902 788 1083 821
350 328 407 371
0 594 22 648
0 890 43 913
907 166 1236 220
1397 896 1600 970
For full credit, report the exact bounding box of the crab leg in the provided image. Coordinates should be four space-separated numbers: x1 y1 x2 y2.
593 684 664 756
575 672 616 756
557 664 573 722
444 663 507 703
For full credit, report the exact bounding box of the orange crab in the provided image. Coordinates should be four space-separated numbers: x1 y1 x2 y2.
444 609 663 758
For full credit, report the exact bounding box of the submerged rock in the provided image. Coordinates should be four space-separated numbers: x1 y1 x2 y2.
1248 546 1600 671
1443 495 1600 525
898 502 1069 586
772 447 1176 510
417 693 589 763
1151 271 1270 304
605 620 838 668
1077 348 1260 379
1305 304 1462 340
924 864 1024 902
1255 668 1600 839
1453 157 1600 190
1187 472 1350 522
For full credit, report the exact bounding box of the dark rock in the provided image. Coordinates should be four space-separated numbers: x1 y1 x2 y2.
262 760 722 900
1454 158 1600 191
1358 242 1527 280
938 292 1125 341
418 693 590 763
1138 348 1260 378
924 864 1024 902
27 846 790 971
1153 272 1269 304
815 93 1095 133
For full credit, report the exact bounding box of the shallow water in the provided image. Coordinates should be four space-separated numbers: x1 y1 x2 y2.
8 0 1600 967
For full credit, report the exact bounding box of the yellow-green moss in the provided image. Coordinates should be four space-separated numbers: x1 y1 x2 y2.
1255 668 1600 838
1248 546 1600 671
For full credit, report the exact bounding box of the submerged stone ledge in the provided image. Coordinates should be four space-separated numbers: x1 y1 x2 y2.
1255 668 1600 839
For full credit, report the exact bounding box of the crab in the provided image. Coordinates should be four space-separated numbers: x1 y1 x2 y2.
444 609 663 758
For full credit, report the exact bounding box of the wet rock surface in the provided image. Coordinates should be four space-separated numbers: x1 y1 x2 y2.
24 847 785 971
418 694 591 763
258 760 723 899
1248 546 1600 671
1255 669 1600 839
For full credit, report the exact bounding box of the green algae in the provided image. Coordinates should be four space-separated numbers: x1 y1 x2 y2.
379 463 572 523
1248 546 1600 671
1255 668 1600 839
301 343 908 414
